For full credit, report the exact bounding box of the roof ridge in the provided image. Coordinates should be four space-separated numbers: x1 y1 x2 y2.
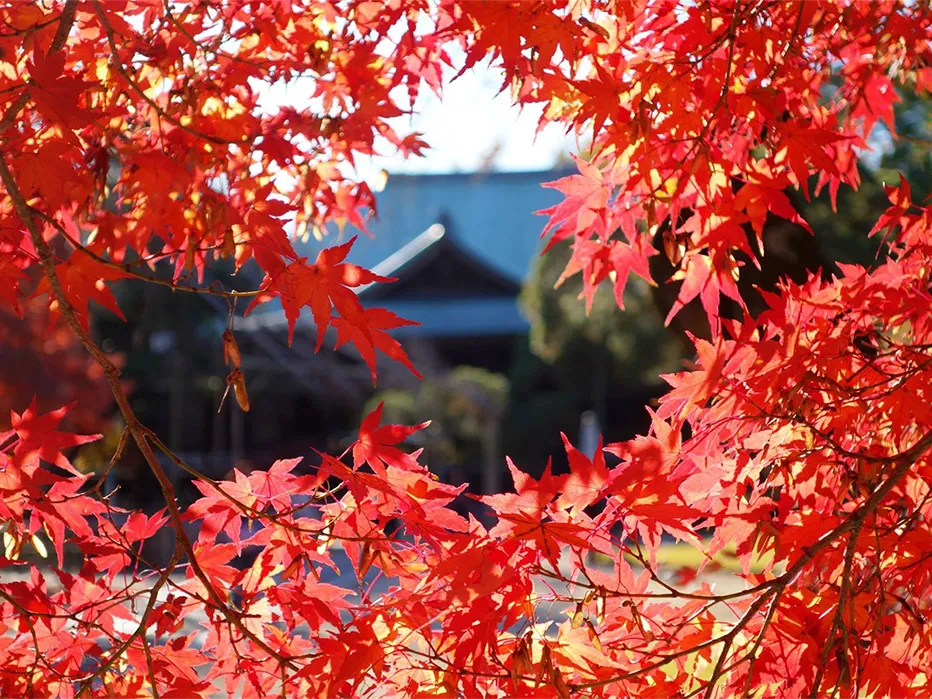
359 223 446 292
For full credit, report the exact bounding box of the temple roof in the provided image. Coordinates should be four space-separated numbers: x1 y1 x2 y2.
298 168 571 283
244 168 570 338
357 220 521 302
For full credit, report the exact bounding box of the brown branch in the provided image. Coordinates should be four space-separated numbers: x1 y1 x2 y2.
141 631 159 699
161 0 270 71
75 548 181 695
33 209 263 299
812 519 864 697
741 586 784 699
1 160 297 671
87 426 128 498
654 1 743 205
765 2 805 83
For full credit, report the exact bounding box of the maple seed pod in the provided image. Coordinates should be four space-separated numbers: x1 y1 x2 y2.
571 602 585 629
596 588 606 623
579 17 610 40
184 241 195 272
358 541 377 579
585 618 603 651
222 329 241 368
281 556 303 580
509 649 529 686
510 635 533 686
228 369 250 412
221 227 235 259
553 667 571 699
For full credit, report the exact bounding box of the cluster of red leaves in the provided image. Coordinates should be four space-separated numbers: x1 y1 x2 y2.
515 0 932 327
2 1 932 698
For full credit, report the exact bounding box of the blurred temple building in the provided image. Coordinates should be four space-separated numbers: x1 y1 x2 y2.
235 169 572 473
96 167 665 514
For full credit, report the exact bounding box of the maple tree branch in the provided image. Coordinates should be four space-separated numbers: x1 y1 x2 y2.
899 133 932 149
740 586 784 699
50 0 78 48
75 547 181 695
765 1 805 83
0 588 60 691
535 553 775 606
812 519 864 697
161 0 268 71
701 583 781 699
141 631 159 699
87 426 128 499
33 209 264 299
0 155 295 672
0 90 31 133
650 1 743 208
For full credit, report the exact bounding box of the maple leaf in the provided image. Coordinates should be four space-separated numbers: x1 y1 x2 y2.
33 249 126 330
2 2 931 695
480 457 566 520
353 402 429 476
555 433 608 516
248 457 303 512
608 236 655 309
538 154 611 243
30 478 107 566
255 237 394 347
659 334 728 416
332 307 422 384
664 250 744 335
495 510 591 568
0 255 25 316
191 542 240 594
734 183 813 239
9 398 100 474
267 578 352 632
27 50 95 131
184 469 260 554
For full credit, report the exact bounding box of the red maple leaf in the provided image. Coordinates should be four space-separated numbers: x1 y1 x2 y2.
9 398 100 474
480 457 566 520
33 248 126 330
538 154 611 243
664 251 744 335
27 50 95 132
352 402 430 476
257 236 394 347
555 432 608 516
332 307 422 383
